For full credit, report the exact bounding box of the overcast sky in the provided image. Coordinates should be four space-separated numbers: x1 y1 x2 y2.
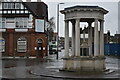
23 0 119 37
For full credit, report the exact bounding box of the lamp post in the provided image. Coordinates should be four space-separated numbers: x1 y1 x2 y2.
56 3 64 60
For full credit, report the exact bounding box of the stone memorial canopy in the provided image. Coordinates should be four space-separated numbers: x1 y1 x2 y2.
60 5 108 21
60 5 108 72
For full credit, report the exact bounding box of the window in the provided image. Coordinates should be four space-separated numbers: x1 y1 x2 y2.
8 3 11 9
11 3 15 9
15 3 20 9
19 21 23 28
3 3 21 9
4 3 8 9
24 22 27 28
4 3 15 9
6 18 14 21
2 18 6 28
0 38 5 52
0 18 6 28
2 18 5 21
16 21 23 28
6 18 15 28
17 37 27 52
15 18 28 28
2 22 5 28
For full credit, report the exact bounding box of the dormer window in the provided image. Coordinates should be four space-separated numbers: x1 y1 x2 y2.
3 3 20 9
4 3 8 9
15 3 20 9
2 2 31 15
8 3 14 9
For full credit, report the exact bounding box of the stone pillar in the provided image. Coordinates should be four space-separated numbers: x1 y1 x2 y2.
75 19 80 56
100 20 104 56
64 20 69 57
71 21 75 56
88 22 92 56
94 19 99 56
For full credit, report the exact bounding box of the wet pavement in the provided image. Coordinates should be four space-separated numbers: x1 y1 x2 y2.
1 50 120 80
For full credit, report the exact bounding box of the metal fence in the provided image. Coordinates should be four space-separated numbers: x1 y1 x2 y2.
92 43 120 56
104 43 120 56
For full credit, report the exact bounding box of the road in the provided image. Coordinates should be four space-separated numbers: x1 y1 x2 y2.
1 49 120 80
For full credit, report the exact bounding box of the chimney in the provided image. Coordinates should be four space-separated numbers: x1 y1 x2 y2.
37 0 41 2
26 0 31 2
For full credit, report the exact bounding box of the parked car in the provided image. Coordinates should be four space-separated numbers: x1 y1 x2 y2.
49 41 61 55
49 41 57 54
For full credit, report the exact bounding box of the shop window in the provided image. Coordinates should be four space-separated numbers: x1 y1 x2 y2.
17 37 27 52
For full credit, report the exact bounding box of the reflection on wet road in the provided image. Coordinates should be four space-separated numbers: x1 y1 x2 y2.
2 50 120 79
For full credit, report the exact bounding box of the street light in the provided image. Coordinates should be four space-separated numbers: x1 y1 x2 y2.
56 3 65 60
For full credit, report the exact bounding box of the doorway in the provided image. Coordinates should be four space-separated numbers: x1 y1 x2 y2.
36 39 43 58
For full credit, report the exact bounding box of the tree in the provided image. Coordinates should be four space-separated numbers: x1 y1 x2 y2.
47 17 56 42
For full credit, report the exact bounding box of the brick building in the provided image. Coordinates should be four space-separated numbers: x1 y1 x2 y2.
114 34 120 43
0 0 48 58
104 30 120 44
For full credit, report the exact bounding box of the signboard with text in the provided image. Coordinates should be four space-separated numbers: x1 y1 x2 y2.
35 19 44 32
